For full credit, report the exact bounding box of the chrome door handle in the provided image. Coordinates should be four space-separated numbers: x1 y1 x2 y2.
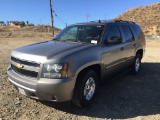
120 47 124 51
133 44 137 47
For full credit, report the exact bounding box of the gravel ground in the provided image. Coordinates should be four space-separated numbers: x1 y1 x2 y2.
0 38 160 120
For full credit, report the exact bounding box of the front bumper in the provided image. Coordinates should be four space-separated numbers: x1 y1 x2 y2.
7 66 76 102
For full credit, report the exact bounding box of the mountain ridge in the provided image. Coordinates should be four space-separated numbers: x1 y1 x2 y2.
115 2 160 37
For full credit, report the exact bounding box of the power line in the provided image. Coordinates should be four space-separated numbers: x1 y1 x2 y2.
53 10 66 26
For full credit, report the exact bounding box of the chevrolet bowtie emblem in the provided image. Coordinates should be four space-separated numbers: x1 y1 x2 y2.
16 64 24 69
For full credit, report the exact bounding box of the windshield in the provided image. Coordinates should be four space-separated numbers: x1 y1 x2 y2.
53 25 104 44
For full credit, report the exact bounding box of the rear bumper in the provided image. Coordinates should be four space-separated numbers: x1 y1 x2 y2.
7 66 76 102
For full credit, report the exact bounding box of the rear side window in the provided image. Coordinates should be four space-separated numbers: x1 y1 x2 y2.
131 25 145 40
121 25 134 42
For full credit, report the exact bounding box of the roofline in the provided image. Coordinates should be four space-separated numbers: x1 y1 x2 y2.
68 19 137 26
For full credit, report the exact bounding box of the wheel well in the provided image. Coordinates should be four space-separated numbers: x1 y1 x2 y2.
136 49 143 59
77 64 101 83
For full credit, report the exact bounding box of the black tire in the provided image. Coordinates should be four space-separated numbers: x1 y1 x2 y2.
132 54 142 74
72 70 98 108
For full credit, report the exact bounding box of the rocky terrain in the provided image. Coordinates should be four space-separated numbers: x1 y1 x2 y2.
116 2 160 38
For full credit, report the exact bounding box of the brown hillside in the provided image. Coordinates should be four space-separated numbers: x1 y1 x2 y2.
115 2 160 37
0 26 61 33
0 26 61 38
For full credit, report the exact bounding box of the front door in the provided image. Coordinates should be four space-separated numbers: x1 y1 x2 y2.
102 24 126 79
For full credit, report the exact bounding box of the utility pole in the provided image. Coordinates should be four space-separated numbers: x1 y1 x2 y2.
50 0 54 37
86 14 90 22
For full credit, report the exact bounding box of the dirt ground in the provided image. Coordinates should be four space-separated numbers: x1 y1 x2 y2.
0 37 160 120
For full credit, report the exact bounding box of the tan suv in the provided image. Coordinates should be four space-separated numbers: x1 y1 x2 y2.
7 20 146 107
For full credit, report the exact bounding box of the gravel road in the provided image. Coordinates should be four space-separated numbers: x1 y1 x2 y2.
0 38 160 120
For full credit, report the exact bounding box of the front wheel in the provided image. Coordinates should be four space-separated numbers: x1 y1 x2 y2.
132 54 142 74
72 70 98 107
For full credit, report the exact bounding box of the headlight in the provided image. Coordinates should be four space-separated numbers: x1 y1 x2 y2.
41 63 68 78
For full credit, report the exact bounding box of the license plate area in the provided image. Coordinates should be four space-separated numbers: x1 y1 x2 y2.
18 87 26 96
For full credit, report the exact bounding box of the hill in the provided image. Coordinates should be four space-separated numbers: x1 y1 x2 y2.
0 26 61 38
0 26 61 33
115 2 160 37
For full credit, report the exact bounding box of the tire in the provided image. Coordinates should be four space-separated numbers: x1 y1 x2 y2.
72 70 98 108
132 54 141 74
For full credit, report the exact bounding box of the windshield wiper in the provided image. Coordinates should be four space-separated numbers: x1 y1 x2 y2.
74 40 95 45
52 38 59 41
67 39 90 44
55 39 94 45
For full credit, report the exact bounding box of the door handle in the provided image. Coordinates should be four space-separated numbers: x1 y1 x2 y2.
133 44 137 47
120 47 124 51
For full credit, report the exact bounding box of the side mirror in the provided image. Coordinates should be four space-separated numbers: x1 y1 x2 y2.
105 36 121 45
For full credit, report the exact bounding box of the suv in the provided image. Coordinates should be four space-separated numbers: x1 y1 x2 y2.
7 20 146 107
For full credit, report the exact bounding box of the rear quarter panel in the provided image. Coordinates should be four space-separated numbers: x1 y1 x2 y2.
130 24 146 57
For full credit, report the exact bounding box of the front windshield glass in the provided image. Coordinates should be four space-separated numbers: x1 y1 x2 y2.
53 25 104 44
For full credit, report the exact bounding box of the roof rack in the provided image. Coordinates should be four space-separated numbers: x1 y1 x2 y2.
90 19 112 23
114 20 135 24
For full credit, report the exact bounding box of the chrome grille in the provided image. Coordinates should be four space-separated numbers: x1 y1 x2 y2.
11 56 40 78
11 64 38 77
11 56 40 67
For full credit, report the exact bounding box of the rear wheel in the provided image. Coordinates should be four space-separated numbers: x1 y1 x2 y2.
72 70 98 107
132 54 141 74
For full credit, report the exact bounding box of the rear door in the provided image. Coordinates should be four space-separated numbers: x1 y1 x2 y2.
120 24 136 67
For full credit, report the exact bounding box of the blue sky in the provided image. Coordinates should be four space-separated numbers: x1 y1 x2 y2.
0 0 159 29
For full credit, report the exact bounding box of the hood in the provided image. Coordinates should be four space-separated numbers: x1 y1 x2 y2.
11 41 89 63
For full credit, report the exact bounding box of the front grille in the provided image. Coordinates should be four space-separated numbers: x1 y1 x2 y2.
11 64 38 77
11 56 40 67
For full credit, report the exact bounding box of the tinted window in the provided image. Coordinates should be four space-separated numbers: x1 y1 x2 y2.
121 25 134 42
131 25 141 38
106 25 121 43
131 25 144 40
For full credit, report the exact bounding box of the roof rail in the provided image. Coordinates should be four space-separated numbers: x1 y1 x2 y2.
114 20 135 24
90 19 112 23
